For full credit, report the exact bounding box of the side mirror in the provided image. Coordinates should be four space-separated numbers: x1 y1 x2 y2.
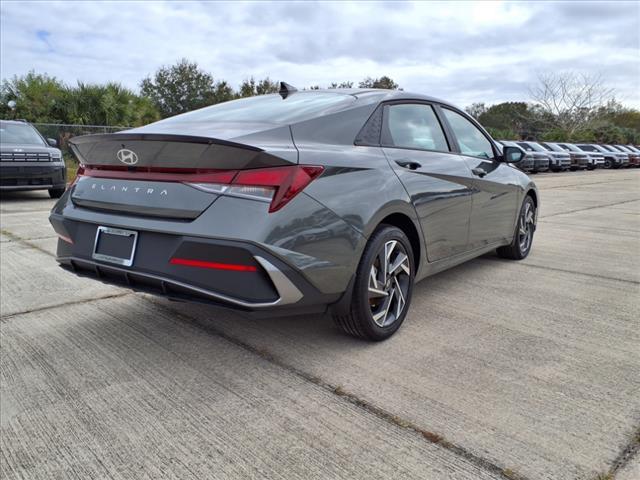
47 138 58 147
502 145 524 164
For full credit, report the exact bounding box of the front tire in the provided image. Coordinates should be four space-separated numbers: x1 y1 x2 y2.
497 196 536 260
333 225 414 341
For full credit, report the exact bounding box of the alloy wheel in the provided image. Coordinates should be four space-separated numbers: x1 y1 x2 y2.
518 202 535 254
368 240 411 327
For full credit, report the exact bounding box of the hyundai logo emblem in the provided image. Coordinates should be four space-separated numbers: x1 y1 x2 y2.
116 148 139 165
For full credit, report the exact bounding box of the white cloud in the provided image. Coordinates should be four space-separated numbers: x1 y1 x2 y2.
1 0 638 107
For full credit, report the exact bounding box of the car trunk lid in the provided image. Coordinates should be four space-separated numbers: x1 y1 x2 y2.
69 125 299 219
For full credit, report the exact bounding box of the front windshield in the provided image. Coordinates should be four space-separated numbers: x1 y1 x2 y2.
516 142 534 152
0 122 46 146
541 142 565 152
522 142 546 152
560 143 581 152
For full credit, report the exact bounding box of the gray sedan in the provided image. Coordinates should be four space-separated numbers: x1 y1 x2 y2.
50 86 537 340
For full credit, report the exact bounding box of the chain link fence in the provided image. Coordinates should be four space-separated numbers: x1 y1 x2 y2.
32 123 132 181
32 123 131 157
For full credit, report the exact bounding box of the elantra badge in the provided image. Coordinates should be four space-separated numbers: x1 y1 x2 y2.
116 148 138 165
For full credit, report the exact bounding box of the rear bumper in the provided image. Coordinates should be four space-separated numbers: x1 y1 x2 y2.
50 213 343 316
0 162 66 191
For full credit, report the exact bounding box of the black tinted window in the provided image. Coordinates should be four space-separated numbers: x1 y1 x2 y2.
385 104 449 151
577 144 596 152
442 109 494 159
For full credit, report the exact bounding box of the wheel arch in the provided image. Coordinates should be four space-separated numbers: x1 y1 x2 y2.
526 188 538 208
377 212 422 270
330 207 424 317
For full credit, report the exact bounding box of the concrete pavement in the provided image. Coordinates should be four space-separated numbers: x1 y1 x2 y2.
1 170 639 480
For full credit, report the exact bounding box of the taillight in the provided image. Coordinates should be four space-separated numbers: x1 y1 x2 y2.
187 165 324 213
75 164 324 213
70 164 85 186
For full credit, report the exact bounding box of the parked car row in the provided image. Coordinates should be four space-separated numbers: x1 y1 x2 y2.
498 140 640 173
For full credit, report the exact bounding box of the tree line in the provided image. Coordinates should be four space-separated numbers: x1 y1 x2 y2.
1 59 638 144
467 72 639 144
0 58 399 125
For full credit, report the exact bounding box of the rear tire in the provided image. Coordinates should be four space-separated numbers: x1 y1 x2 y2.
333 225 415 341
48 188 65 199
497 196 536 260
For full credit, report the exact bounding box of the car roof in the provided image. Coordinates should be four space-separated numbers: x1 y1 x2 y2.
0 119 31 125
312 88 454 107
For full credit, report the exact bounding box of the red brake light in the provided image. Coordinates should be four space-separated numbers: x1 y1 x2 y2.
74 163 324 213
70 164 85 186
169 257 257 272
80 166 237 184
234 165 324 212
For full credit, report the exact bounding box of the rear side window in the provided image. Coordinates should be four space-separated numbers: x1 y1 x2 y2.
442 108 494 159
384 104 449 152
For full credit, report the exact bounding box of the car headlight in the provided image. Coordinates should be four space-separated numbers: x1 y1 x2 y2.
51 151 62 160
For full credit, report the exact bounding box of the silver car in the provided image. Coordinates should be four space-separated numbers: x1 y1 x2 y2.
516 141 564 172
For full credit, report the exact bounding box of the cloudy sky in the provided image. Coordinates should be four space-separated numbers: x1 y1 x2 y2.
1 1 639 108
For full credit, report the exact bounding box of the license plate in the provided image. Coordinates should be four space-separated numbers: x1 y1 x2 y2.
92 226 138 267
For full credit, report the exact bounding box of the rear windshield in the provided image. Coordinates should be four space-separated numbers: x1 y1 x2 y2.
155 92 357 125
0 122 45 146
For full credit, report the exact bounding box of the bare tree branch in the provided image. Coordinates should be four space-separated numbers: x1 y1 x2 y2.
529 71 615 136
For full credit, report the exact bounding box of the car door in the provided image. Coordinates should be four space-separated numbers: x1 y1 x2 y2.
381 102 474 262
439 107 520 250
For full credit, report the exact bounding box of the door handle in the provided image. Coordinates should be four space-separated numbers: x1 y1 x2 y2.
395 159 422 170
472 167 487 177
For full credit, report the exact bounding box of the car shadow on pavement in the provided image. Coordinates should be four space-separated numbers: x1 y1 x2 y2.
0 190 52 202
149 254 495 352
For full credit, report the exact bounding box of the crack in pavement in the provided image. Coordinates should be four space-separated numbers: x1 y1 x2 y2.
607 424 640 479
538 177 639 191
0 228 56 258
0 208 54 215
148 296 532 480
0 292 132 322
0 234 58 243
483 258 640 286
540 198 640 219
538 220 640 235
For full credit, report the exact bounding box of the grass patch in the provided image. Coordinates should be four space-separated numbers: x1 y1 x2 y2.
65 159 78 183
593 474 613 480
